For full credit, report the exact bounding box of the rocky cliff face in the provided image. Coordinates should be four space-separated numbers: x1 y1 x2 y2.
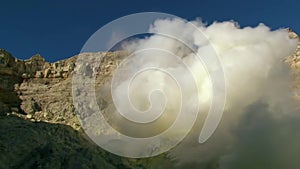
0 50 127 130
0 49 78 129
0 50 173 169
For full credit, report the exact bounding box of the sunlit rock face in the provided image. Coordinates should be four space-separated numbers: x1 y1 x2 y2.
0 49 124 130
287 30 300 99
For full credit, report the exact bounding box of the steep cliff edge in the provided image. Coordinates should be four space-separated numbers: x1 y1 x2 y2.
0 50 127 130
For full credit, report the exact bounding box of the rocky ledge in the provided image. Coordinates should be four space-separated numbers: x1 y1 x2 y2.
0 50 127 130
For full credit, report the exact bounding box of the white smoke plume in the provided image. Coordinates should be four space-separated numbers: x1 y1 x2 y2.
109 18 299 168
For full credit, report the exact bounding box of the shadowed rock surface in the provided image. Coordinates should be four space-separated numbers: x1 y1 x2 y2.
0 116 122 169
0 115 176 169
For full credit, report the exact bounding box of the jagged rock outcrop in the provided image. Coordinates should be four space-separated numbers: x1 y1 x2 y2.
286 29 300 99
0 50 126 129
0 50 23 115
0 50 76 128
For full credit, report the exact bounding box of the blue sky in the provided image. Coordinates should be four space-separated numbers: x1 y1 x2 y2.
1 0 299 62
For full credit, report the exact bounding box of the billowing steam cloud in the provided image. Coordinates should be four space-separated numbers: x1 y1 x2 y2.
114 18 299 168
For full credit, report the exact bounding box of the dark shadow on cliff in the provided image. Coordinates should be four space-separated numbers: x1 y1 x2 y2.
0 115 175 169
0 115 124 169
